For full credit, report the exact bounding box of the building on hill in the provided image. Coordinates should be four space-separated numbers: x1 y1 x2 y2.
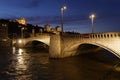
44 24 51 32
55 26 61 32
0 23 12 47
43 24 61 34
16 18 26 25
0 23 8 39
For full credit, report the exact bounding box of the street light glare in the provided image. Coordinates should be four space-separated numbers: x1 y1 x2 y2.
61 6 67 11
18 39 22 44
63 6 67 10
89 14 95 19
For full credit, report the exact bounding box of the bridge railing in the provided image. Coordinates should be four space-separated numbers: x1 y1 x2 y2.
89 32 120 39
62 32 120 39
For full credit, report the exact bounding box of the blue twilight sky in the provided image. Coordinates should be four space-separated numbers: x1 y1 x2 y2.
0 0 120 33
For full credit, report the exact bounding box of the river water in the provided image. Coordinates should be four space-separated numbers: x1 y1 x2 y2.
0 47 120 80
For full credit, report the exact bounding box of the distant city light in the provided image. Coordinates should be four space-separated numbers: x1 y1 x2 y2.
18 39 22 44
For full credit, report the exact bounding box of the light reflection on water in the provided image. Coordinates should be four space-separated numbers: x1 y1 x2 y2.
16 48 28 71
0 47 120 80
6 48 32 80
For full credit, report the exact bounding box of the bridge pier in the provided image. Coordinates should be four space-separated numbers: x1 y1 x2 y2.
49 35 78 58
49 35 62 58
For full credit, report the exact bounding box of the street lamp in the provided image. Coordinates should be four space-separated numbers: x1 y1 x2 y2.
21 27 24 38
61 6 67 33
89 14 95 33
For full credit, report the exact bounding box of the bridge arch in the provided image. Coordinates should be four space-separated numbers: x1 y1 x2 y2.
14 35 50 48
24 40 50 48
23 36 50 47
64 42 120 58
85 43 120 57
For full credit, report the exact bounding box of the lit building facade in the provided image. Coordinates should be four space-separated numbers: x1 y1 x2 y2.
43 24 61 34
44 24 51 32
16 18 26 25
0 23 12 47
55 26 61 32
0 24 8 39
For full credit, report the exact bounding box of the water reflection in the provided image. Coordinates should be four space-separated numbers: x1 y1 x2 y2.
0 47 120 80
16 48 28 71
12 47 16 54
49 49 120 80
6 48 32 80
18 48 23 55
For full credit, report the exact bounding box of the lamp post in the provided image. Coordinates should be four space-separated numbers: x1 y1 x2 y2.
89 14 95 33
61 6 67 33
21 27 24 38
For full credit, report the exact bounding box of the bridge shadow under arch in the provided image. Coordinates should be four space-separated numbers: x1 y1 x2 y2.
24 40 49 53
76 44 101 54
76 43 120 63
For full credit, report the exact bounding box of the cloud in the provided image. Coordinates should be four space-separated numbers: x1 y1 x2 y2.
0 0 44 9
25 16 60 24
23 0 44 8
25 14 89 26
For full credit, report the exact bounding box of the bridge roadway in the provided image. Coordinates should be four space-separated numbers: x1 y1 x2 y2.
14 32 120 58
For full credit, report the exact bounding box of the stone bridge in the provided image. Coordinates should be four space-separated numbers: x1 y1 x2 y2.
13 34 50 47
14 32 120 58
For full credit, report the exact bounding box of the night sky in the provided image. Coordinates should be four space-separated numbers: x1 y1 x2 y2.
0 0 120 33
